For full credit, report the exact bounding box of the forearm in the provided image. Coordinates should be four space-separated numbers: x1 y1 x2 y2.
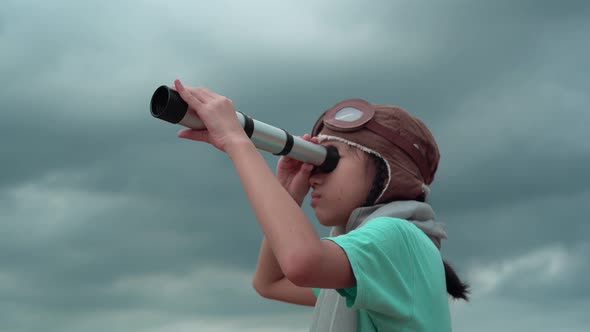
252 237 284 289
227 140 321 276
253 187 302 287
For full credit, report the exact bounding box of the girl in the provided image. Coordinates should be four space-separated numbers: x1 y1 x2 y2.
173 79 469 331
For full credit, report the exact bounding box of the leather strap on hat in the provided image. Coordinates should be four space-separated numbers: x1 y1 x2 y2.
365 121 432 183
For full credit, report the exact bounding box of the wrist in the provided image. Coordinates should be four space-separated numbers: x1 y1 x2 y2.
292 195 304 207
225 135 255 156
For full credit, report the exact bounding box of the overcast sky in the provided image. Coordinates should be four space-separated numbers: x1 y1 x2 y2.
1 0 589 331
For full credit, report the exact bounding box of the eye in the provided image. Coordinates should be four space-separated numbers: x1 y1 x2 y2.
325 144 340 154
311 165 321 175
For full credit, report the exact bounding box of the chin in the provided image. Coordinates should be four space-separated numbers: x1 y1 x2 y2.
314 209 345 227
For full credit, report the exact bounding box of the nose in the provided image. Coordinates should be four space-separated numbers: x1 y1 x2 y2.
309 167 323 187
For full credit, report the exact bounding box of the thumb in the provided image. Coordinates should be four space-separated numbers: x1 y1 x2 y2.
177 128 211 143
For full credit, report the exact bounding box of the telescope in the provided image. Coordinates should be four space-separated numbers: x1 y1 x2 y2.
149 85 340 172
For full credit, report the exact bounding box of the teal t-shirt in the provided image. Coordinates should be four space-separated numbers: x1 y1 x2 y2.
313 217 451 332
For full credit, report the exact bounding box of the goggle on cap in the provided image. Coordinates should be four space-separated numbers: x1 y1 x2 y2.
311 98 440 204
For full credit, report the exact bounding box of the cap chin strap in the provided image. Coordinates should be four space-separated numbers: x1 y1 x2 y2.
318 134 391 204
422 183 431 199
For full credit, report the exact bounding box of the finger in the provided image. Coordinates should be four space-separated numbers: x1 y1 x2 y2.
302 134 314 143
292 163 314 184
302 163 314 172
304 133 318 143
279 157 302 169
295 163 312 175
197 87 218 100
281 155 297 163
175 79 205 107
177 128 211 143
187 87 215 103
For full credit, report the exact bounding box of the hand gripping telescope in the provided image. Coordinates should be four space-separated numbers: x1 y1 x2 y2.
149 85 340 172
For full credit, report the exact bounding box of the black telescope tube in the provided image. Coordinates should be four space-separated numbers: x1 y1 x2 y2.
150 85 189 124
149 85 339 173
320 145 339 173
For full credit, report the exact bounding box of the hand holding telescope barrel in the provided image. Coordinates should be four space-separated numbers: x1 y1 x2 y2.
172 79 318 205
173 79 250 153
276 133 319 206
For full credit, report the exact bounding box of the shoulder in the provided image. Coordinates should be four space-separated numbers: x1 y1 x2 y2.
327 216 426 258
362 216 417 231
353 216 428 243
337 216 439 261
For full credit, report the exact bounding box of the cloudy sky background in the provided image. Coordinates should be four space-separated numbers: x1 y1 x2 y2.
1 0 589 331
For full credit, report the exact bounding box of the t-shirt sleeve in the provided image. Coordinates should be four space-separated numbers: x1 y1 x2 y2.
312 288 320 297
322 217 426 314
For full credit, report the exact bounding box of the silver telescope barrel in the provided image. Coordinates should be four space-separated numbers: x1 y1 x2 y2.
150 85 339 173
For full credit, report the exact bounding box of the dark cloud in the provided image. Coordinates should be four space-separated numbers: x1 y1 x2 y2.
1 0 589 331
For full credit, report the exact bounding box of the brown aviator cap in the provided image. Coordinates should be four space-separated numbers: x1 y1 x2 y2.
312 98 440 203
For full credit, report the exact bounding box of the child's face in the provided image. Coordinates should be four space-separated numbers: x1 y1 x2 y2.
309 141 376 227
